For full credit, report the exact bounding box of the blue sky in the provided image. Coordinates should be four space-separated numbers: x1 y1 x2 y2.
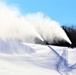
1 0 76 26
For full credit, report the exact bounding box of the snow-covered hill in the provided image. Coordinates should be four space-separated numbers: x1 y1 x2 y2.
0 40 76 75
0 1 75 75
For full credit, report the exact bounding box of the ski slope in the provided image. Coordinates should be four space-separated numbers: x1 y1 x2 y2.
0 40 76 75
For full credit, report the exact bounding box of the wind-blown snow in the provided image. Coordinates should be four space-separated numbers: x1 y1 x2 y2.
0 2 71 44
0 40 35 54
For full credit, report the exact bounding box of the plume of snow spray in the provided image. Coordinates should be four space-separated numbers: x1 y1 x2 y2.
0 2 72 45
0 3 44 44
25 13 72 44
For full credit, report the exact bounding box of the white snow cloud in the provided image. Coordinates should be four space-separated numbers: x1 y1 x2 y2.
0 1 72 44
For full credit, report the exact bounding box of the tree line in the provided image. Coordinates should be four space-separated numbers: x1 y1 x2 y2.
51 25 76 47
62 25 76 47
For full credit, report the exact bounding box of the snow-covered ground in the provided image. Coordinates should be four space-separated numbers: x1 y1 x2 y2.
0 40 76 75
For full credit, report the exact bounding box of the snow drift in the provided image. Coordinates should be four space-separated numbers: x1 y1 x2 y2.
0 2 71 45
0 40 76 75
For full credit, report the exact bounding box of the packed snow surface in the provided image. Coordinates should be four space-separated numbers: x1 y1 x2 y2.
0 40 76 75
